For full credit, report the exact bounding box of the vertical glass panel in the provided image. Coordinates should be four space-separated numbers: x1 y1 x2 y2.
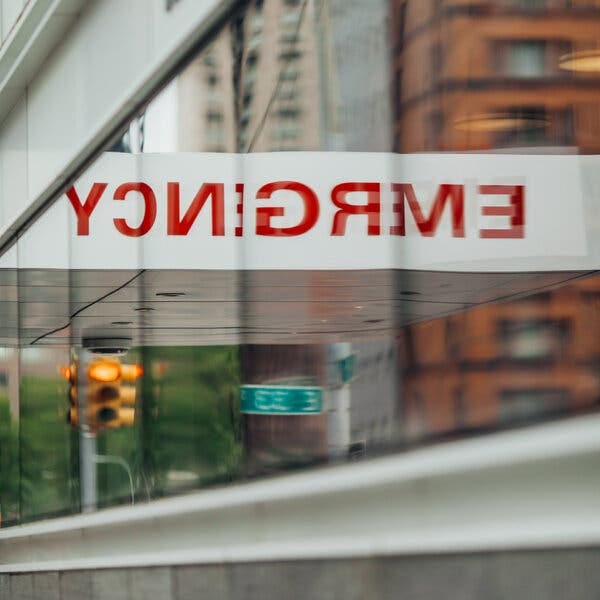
0 347 20 527
19 347 76 522
138 347 241 497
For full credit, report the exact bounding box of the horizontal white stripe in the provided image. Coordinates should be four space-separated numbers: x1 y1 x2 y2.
19 152 596 272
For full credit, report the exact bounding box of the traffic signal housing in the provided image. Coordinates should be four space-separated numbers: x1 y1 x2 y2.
61 357 143 432
60 362 79 428
87 357 143 432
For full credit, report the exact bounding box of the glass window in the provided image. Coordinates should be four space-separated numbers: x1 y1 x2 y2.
496 41 547 77
19 347 77 522
499 389 569 424
4 0 600 530
499 320 568 360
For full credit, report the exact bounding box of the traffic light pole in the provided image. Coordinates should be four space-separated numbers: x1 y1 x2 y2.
78 349 97 513
80 432 97 513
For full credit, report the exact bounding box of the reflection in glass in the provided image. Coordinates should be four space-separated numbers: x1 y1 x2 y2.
19 347 77 523
0 348 19 527
3 0 600 529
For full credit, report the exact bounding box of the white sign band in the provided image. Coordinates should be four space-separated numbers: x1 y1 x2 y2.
11 152 594 272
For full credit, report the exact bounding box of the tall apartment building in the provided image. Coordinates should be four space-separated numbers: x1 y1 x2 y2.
238 0 321 152
147 0 321 154
176 29 237 153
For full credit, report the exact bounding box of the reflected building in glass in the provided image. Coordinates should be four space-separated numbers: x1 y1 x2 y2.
2 0 600 530
392 0 600 153
236 0 322 152
177 32 237 153
392 0 600 440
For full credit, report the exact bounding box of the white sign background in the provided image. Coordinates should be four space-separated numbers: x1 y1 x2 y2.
12 152 595 272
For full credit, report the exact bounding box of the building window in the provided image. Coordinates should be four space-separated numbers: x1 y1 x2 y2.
273 124 300 140
554 107 575 145
499 319 568 360
489 105 574 148
280 30 299 44
279 107 300 119
206 128 225 144
495 41 546 77
206 111 224 123
280 49 302 62
246 52 259 70
251 13 264 34
494 39 571 78
281 11 301 27
280 66 300 81
506 0 547 8
248 32 262 52
240 110 251 128
499 388 569 426
493 106 548 147
243 70 257 90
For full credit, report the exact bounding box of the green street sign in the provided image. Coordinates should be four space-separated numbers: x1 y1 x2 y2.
240 385 323 415
338 354 356 384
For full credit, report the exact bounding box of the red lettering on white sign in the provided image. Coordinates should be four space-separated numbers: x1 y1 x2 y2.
67 183 107 235
167 182 225 236
66 180 526 239
113 182 157 237
479 185 525 239
256 181 319 236
390 183 465 237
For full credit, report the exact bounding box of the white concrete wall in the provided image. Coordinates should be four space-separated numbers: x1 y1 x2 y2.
1 0 27 44
0 0 230 250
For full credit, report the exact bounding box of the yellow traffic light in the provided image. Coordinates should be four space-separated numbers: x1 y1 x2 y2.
88 361 120 382
86 357 142 432
61 361 79 428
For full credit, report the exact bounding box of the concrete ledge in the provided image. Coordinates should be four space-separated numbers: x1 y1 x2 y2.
3 550 600 599
2 414 600 572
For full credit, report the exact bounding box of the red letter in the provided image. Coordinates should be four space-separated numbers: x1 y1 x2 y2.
390 184 464 237
331 182 380 236
479 185 525 239
66 183 107 235
256 181 319 236
235 183 244 237
113 182 157 237
167 182 225 236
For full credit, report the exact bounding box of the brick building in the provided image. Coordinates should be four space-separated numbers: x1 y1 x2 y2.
392 0 600 153
393 0 600 439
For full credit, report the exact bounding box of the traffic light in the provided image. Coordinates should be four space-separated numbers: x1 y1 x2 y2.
86 357 143 432
60 361 79 428
61 357 143 432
